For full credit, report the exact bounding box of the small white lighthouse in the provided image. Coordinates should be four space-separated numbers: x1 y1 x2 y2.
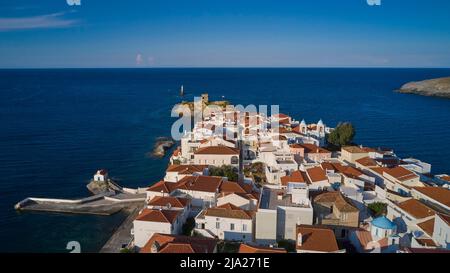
93 169 108 182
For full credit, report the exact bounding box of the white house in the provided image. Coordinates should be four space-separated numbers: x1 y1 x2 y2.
305 166 331 191
163 164 208 182
147 196 192 223
217 181 259 210
411 187 450 213
255 186 313 245
386 198 435 233
195 203 254 242
193 146 239 167
133 209 184 248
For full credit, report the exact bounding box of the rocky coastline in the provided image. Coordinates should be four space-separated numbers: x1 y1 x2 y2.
397 76 450 99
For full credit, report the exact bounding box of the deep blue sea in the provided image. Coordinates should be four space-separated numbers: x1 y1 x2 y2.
0 68 449 252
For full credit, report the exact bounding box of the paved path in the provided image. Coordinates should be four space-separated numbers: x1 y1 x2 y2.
99 204 144 253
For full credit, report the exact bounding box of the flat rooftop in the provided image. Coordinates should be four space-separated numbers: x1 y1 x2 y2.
259 187 310 210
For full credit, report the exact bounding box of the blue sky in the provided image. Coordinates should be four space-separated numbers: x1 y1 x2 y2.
1 0 450 68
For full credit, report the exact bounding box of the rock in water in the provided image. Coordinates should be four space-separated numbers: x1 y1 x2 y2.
151 137 175 158
397 77 450 99
87 179 110 195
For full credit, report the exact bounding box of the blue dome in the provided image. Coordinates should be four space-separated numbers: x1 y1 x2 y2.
372 216 396 230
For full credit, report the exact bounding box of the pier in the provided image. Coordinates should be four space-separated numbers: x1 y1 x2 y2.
15 192 147 216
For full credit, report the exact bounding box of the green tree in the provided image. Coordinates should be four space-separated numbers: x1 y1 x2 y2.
182 217 196 236
209 165 239 181
367 202 387 218
327 122 356 147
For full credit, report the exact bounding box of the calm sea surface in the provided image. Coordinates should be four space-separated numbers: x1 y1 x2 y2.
0 68 449 252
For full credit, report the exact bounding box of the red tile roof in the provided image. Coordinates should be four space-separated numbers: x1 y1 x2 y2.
166 164 208 174
148 196 190 208
204 203 254 220
146 180 178 193
281 170 308 186
356 157 378 167
194 145 239 155
384 166 418 181
397 199 435 219
297 143 330 154
417 218 435 236
306 166 328 183
296 225 340 252
176 175 224 193
140 233 218 253
219 181 254 194
135 209 181 224
413 187 450 207
238 244 286 253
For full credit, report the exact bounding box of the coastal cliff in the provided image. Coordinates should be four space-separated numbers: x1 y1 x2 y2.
397 77 450 98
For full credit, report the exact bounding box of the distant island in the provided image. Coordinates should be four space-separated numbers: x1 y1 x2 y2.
397 76 450 99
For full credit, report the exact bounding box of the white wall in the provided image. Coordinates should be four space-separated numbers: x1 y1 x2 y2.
203 215 253 242
133 221 172 248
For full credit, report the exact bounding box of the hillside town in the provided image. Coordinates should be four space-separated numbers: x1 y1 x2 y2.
120 95 450 254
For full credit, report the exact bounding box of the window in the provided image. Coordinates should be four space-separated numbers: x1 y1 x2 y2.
243 224 247 231
230 223 235 231
216 222 220 229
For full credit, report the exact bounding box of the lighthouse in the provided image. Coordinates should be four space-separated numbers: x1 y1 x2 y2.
180 85 184 96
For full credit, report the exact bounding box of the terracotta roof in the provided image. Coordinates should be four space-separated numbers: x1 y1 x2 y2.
140 233 218 253
238 244 286 253
306 166 328 182
384 167 418 181
314 191 359 212
342 146 369 154
166 164 208 174
356 157 378 167
219 181 253 194
148 196 190 208
319 162 363 179
281 170 307 186
404 248 450 254
296 225 340 252
296 143 330 154
146 180 178 193
370 167 390 176
194 145 239 155
355 229 389 251
417 218 435 237
204 203 254 220
412 187 450 207
397 199 435 219
415 238 437 247
176 175 224 193
135 209 181 224
437 213 450 225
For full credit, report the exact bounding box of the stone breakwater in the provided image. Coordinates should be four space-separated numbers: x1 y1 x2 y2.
397 77 450 99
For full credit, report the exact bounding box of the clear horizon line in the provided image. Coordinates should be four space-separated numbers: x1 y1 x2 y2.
1 66 450 70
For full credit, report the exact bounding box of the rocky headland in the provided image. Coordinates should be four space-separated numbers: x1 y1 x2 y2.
150 137 175 158
397 77 450 99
